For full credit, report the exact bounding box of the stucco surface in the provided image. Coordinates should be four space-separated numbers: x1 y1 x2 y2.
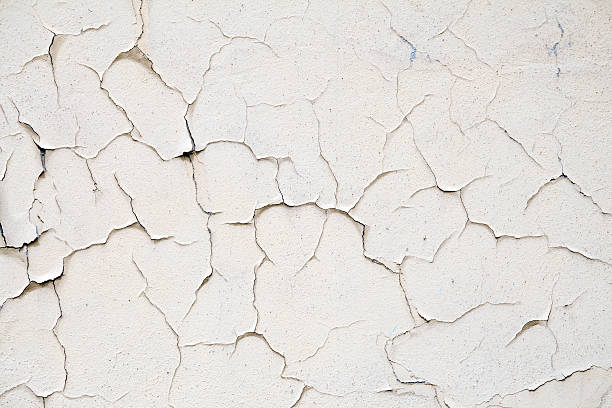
0 1 611 407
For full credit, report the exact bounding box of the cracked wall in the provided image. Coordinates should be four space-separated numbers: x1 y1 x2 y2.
0 0 611 407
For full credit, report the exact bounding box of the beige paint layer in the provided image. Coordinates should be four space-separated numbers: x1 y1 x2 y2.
0 0 610 407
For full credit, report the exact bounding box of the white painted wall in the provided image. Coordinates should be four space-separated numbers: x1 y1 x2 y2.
1 0 610 406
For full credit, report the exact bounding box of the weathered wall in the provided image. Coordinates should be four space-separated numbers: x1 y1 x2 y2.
0 0 611 407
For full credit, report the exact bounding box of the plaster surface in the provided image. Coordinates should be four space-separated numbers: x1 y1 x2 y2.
0 1 610 407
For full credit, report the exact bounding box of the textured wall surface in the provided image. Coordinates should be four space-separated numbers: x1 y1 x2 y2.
0 0 611 407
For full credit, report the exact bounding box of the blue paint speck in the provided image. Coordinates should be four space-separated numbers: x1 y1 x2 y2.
409 42 417 61
550 42 559 56
396 33 417 61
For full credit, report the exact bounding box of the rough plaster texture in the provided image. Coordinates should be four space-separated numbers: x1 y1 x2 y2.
0 0 611 407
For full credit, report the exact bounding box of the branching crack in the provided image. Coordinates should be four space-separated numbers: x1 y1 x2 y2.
51 281 68 393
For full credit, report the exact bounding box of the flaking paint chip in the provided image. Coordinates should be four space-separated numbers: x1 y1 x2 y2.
0 0 610 406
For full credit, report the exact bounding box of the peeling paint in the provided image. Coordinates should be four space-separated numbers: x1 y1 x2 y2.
1 0 611 407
